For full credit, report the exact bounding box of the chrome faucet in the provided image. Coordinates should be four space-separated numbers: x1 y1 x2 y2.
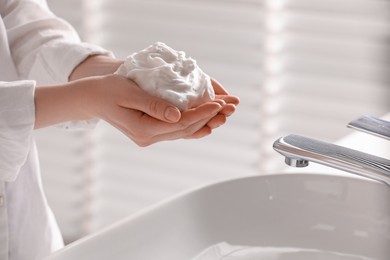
347 115 390 141
273 115 390 186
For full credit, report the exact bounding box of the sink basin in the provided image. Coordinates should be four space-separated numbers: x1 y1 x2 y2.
45 173 390 260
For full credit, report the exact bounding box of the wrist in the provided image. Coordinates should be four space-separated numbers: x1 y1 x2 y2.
34 77 102 129
70 76 104 121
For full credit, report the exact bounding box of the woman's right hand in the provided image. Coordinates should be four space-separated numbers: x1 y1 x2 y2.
87 75 227 146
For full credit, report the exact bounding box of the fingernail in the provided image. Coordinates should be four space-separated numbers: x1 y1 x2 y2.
212 104 223 114
213 99 226 106
165 107 180 122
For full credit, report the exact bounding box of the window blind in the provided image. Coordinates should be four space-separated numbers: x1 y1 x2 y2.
38 0 390 243
261 0 390 169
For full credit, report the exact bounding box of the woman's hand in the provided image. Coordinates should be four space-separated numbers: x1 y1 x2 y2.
68 54 240 131
88 75 227 146
34 75 233 146
41 54 239 145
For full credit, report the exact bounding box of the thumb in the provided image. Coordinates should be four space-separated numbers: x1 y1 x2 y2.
144 97 181 123
117 76 181 122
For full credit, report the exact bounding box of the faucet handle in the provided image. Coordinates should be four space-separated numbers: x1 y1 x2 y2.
347 115 390 141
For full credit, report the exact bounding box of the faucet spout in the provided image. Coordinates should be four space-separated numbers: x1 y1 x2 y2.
273 134 390 186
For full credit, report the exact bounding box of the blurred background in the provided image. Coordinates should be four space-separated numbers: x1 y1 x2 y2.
35 0 390 244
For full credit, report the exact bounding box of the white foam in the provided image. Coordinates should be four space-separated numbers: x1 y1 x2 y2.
115 42 215 111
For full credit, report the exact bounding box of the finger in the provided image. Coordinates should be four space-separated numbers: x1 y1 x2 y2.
119 79 181 123
139 96 181 123
116 107 183 147
140 102 222 134
219 104 236 117
207 114 227 129
213 99 226 106
211 78 229 95
215 94 240 105
179 102 222 127
185 126 212 139
146 110 217 143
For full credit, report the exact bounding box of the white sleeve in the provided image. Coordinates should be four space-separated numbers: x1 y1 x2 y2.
0 80 35 182
1 0 114 129
2 0 114 84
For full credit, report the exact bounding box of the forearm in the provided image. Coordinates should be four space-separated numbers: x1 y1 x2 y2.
34 78 95 129
34 54 123 128
69 55 123 81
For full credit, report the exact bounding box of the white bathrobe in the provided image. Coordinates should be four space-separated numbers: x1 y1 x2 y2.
0 0 112 259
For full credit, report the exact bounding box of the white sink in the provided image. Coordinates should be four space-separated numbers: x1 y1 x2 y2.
45 173 390 260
